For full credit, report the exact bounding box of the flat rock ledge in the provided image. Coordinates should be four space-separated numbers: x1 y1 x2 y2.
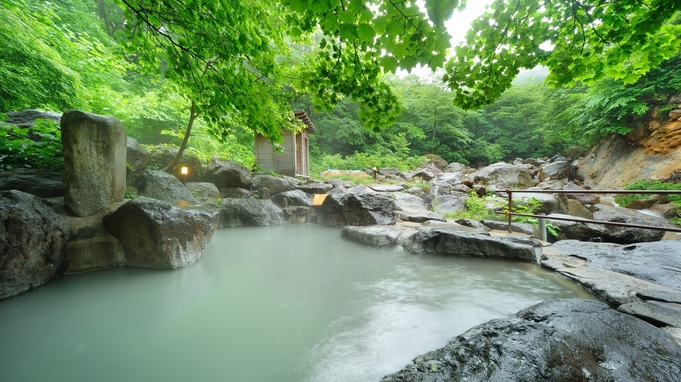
382 299 681 382
341 226 403 246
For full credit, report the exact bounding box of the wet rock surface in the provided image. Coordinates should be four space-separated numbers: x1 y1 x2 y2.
0 190 70 299
103 197 218 269
204 159 252 188
341 226 402 246
218 198 286 227
137 170 198 204
317 192 396 227
0 168 64 197
382 299 681 382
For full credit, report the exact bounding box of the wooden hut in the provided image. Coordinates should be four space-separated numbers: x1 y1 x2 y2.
255 110 316 177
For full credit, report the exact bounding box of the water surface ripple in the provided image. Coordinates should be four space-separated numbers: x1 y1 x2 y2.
0 224 593 381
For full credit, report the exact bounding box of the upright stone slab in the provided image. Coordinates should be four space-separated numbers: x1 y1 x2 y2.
61 110 126 216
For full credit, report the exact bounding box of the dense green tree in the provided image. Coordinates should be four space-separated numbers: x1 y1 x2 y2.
444 0 681 109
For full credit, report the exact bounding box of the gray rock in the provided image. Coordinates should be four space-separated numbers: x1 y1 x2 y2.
396 210 446 223
341 226 402 246
548 240 681 291
536 179 565 190
347 184 367 194
393 192 427 211
637 288 681 304
563 182 600 204
403 227 536 262
61 110 126 216
427 182 451 199
592 204 667 243
402 168 436 182
431 193 467 214
282 206 313 223
271 189 313 208
251 174 292 195
295 182 333 194
473 162 534 189
443 162 466 173
450 184 471 193
125 136 150 173
454 218 490 231
538 160 570 181
186 182 221 203
204 159 251 188
137 170 199 204
219 186 250 199
382 299 681 382
317 193 396 227
103 197 218 268
0 168 64 197
565 199 594 219
218 198 286 227
368 184 403 192
618 300 681 327
480 220 535 236
513 188 568 214
651 203 679 219
546 213 608 240
379 167 400 176
1 190 70 299
4 109 61 127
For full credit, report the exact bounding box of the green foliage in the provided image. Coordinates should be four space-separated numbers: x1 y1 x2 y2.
444 0 681 109
311 152 428 176
444 191 495 221
0 118 63 172
615 180 681 207
505 198 543 224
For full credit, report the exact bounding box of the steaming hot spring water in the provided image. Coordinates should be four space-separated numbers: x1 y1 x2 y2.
0 224 593 381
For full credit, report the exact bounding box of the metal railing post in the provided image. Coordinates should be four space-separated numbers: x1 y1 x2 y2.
506 188 513 233
538 213 547 241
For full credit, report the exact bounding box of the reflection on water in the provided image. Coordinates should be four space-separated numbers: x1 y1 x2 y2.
0 224 593 382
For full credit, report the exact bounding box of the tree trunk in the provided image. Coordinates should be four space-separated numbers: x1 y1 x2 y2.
164 101 198 173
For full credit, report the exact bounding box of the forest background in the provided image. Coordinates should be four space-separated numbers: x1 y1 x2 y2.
2 0 681 175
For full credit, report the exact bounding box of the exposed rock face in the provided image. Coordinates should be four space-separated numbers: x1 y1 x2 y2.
592 204 667 243
565 199 595 219
125 137 150 173
186 182 221 203
317 193 396 227
295 182 333 194
218 198 286 227
473 162 534 189
204 159 251 188
546 240 681 292
61 110 126 216
136 170 199 204
0 168 64 197
103 197 218 268
480 220 535 236
251 174 292 195
271 190 313 208
219 186 251 199
431 193 467 214
368 184 403 192
341 226 402 246
513 188 568 214
396 210 447 223
0 190 70 299
546 213 608 241
382 299 681 382
538 160 570 181
4 109 61 127
403 227 536 262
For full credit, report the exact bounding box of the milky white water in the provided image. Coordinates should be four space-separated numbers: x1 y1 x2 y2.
0 224 593 381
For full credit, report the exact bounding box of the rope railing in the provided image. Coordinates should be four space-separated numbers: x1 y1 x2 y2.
497 188 681 236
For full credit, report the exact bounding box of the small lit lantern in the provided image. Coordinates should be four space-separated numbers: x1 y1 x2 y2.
180 166 188 184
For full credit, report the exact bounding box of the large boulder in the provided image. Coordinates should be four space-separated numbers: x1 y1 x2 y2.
4 109 61 127
317 193 396 227
251 174 292 196
103 197 218 268
204 159 251 188
431 193 467 214
382 299 681 382
546 213 608 241
341 226 403 246
295 182 333 194
513 188 568 214
125 137 150 173
186 182 221 203
592 204 667 243
538 160 570 181
563 182 600 205
402 227 536 262
0 168 64 197
473 162 534 189
218 198 286 227
0 190 70 299
136 170 199 204
271 189 313 208
61 110 126 216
